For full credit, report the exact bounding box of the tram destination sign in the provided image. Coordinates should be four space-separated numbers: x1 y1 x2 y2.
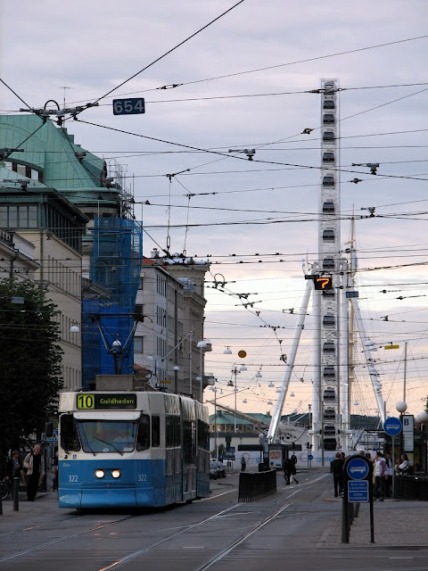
76 393 137 410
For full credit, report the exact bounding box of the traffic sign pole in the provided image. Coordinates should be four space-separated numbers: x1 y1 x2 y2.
392 436 396 499
383 417 402 501
343 455 374 544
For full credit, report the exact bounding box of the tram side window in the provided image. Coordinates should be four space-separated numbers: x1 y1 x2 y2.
166 414 174 447
60 414 81 452
174 415 181 447
136 414 150 451
166 414 181 447
152 416 160 447
183 419 196 463
197 419 209 450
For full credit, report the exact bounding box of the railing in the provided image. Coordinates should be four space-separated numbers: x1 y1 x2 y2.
238 469 277 502
395 475 428 500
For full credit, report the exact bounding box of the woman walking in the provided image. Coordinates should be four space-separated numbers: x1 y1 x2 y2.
24 444 45 501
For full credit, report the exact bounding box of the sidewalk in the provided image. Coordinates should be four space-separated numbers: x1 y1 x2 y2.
0 491 55 519
319 497 428 547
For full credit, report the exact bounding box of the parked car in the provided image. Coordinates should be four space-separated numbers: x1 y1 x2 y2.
210 462 219 479
212 460 226 478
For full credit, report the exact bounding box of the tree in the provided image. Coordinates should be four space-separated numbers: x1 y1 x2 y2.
0 278 63 453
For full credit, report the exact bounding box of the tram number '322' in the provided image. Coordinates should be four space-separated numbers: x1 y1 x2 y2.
68 474 79 483
138 474 147 482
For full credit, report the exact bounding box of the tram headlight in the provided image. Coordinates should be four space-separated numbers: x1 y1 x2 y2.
95 469 105 479
111 469 121 479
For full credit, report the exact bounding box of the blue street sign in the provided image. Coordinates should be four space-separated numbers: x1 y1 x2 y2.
308 454 314 461
113 98 145 115
346 456 369 480
345 291 359 298
348 480 369 502
383 416 402 437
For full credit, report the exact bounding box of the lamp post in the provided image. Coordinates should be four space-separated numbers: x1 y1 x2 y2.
189 330 193 395
197 339 208 402
396 342 409 456
231 366 240 433
210 385 218 457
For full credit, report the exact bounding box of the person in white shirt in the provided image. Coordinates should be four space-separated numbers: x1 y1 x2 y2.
395 453 410 474
373 451 388 501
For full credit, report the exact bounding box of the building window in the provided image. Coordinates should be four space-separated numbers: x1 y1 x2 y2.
156 306 167 327
134 336 144 354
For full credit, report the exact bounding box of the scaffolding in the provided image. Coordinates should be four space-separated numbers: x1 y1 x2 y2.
82 217 142 386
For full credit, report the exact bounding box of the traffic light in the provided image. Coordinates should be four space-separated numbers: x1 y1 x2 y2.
314 275 332 290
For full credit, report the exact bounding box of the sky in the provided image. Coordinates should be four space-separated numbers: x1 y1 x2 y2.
1 0 427 420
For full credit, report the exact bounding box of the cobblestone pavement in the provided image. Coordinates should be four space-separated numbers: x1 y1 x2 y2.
319 496 428 548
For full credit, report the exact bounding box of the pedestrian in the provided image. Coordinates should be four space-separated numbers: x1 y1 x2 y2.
240 455 246 472
4 450 23 494
373 451 388 501
23 444 46 501
290 453 299 484
51 449 59 492
395 453 410 474
7 449 23 479
384 453 393 498
330 452 344 497
283 457 292 485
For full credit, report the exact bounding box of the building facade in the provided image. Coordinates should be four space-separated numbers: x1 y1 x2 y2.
0 115 141 390
0 183 87 390
134 255 210 400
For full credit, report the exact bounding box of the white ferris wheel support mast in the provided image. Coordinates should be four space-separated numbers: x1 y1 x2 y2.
350 297 386 424
267 278 313 442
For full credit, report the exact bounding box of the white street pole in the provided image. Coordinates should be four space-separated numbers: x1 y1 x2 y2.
234 367 238 433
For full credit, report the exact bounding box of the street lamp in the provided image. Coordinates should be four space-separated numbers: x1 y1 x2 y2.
197 339 209 402
231 366 240 433
70 323 80 333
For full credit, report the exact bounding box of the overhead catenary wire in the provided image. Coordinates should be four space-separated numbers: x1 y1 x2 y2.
54 37 428 106
91 0 246 105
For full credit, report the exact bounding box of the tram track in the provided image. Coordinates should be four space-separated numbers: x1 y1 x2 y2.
0 471 329 569
0 514 135 564
0 495 293 568
97 503 246 571
95 499 295 571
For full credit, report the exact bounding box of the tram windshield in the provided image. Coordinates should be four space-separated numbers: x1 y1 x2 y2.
60 414 151 454
78 420 138 454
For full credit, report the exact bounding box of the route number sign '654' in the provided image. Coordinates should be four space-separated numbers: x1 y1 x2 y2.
113 98 145 116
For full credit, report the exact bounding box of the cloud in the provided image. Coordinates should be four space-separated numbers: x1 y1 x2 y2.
1 0 427 416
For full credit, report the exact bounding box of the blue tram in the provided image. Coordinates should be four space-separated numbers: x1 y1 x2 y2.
57 390 210 509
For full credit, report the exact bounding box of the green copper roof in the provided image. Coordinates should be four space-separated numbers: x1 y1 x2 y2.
0 115 117 204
